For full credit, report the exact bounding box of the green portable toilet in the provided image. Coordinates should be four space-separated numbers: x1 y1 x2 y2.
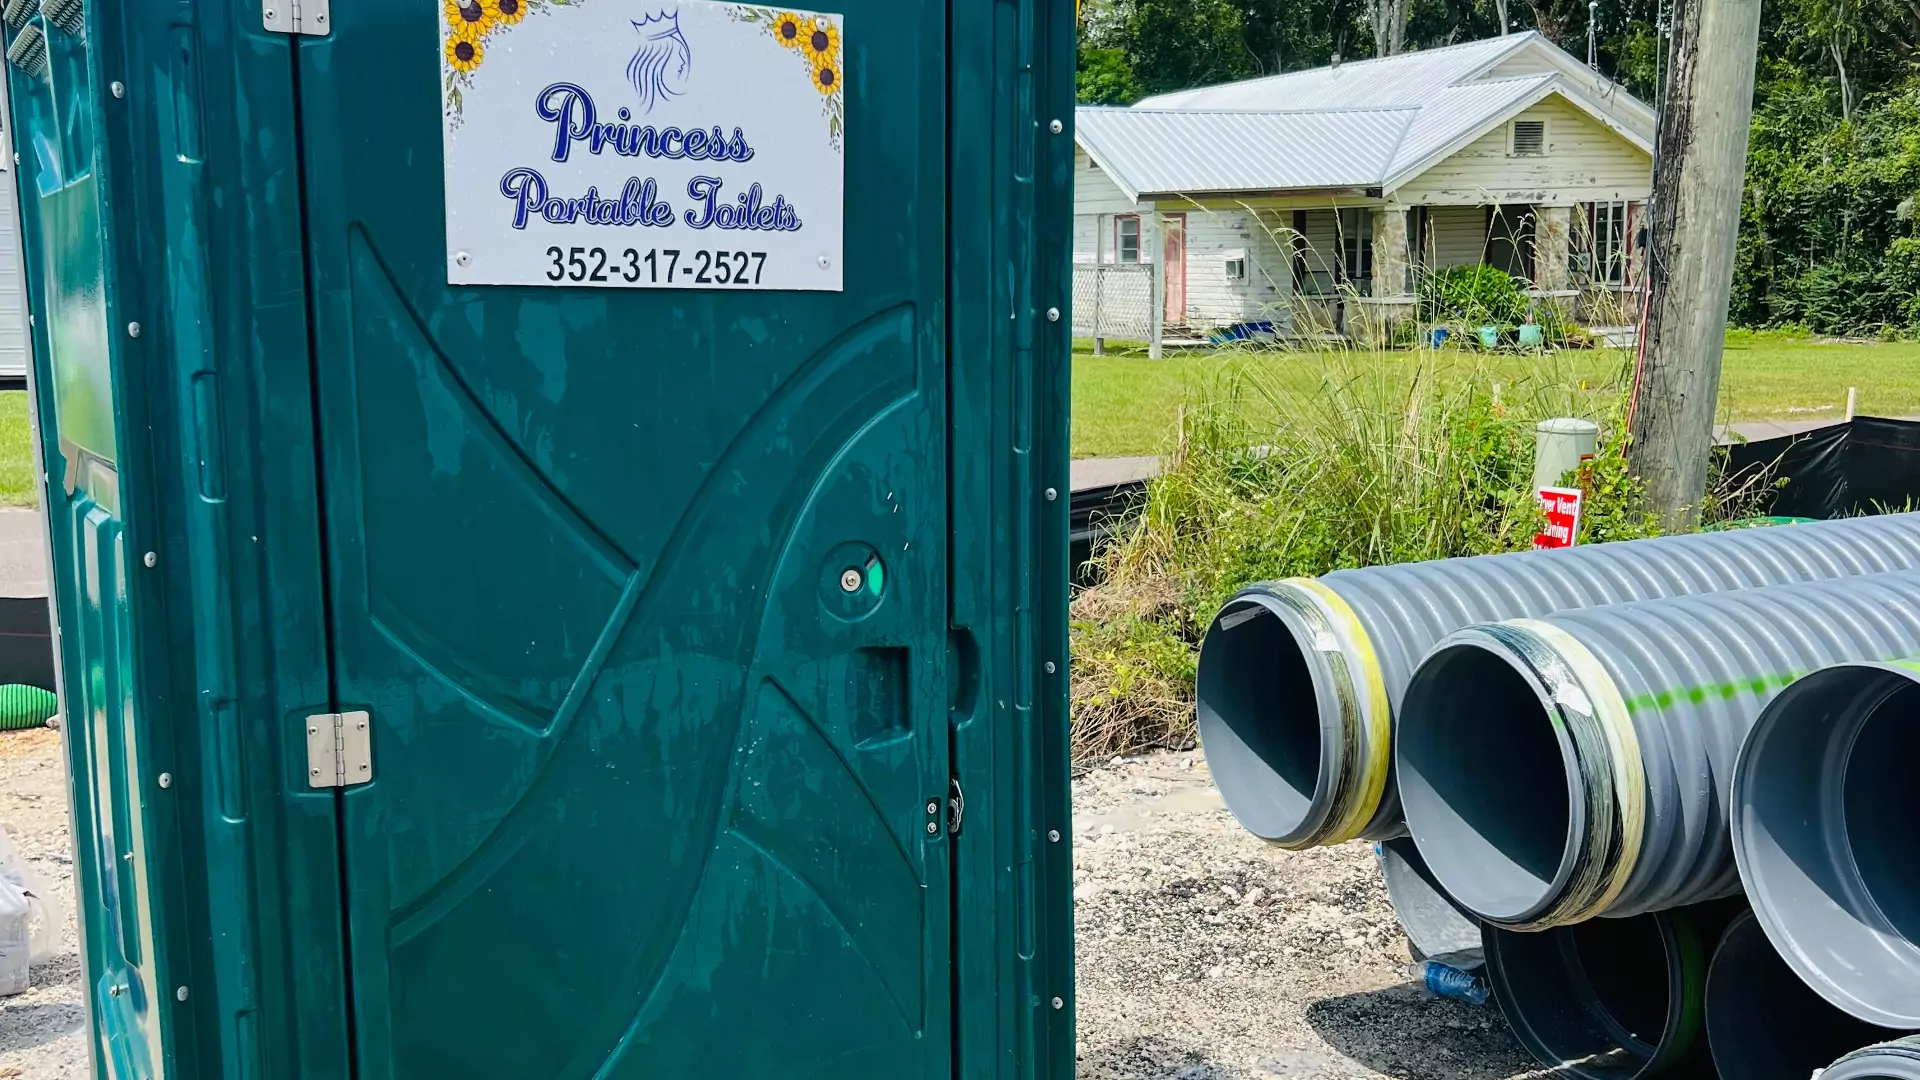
3 2 1073 1077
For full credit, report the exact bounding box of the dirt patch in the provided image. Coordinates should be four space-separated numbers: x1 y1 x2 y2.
0 733 1538 1080
0 728 85 1078
1072 753 1538 1080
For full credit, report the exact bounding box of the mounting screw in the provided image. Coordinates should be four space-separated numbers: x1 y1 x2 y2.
926 800 939 815
1046 307 1060 322
1044 661 1056 674
314 10 326 23
108 983 125 997
1048 829 1061 842
109 81 124 99
264 8 276 19
1043 487 1057 501
175 986 189 1002
142 551 156 567
1049 118 1063 134
925 821 939 835
310 766 322 778
453 251 472 268
1051 996 1065 1010
817 254 832 270
127 322 141 338
156 773 171 789
839 567 863 593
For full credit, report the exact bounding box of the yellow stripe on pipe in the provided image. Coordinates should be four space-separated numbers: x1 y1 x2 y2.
1513 618 1646 924
1287 577 1393 844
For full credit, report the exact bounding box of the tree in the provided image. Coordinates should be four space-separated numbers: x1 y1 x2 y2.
1628 0 1764 525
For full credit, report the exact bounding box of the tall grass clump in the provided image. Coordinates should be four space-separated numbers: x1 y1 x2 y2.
1070 349 1670 761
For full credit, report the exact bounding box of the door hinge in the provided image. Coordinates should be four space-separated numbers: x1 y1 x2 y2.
947 776 965 836
306 710 372 789
264 0 329 36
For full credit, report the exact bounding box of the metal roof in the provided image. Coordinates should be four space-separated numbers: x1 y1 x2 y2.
1134 33 1535 112
1078 33 1654 200
1076 107 1416 198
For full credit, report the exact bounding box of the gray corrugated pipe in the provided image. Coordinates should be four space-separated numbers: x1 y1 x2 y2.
1731 660 1920 1029
1195 513 1920 850
1483 902 1736 1080
1705 909 1904 1080
1376 837 1481 968
1825 1038 1920 1080
1396 570 1920 931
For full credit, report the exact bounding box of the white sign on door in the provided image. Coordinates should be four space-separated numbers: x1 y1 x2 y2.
441 0 845 291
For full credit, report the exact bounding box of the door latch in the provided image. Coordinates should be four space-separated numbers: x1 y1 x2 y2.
306 710 372 788
264 0 330 36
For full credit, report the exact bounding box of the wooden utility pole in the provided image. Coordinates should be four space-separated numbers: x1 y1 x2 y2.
1627 0 1763 526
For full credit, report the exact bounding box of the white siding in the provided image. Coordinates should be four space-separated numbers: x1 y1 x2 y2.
1075 147 1143 215
0 81 25 381
1391 95 1652 206
1428 206 1486 268
1170 208 1294 329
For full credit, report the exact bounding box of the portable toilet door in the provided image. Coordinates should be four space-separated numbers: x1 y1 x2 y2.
3 2 1074 1078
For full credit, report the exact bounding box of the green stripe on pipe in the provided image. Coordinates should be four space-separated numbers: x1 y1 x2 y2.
0 685 58 730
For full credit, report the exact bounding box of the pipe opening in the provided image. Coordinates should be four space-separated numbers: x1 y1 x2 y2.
1708 912 1893 1080
1569 915 1669 1051
1398 642 1576 924
1736 667 1920 1028
1486 910 1701 1080
1195 596 1331 843
1844 682 1920 944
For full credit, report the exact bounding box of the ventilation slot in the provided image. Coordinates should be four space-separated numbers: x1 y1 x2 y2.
0 0 33 29
38 0 80 35
5 21 46 79
1511 120 1546 156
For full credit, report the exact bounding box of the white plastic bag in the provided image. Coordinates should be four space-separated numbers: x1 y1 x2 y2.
0 823 61 996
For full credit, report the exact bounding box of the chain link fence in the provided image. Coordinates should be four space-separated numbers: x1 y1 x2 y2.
1072 264 1156 342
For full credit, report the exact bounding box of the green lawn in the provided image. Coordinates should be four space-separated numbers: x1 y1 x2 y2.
0 392 33 508
1071 330 1920 459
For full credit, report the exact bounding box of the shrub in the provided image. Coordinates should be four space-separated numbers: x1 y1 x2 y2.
1066 350 1761 761
1419 264 1531 331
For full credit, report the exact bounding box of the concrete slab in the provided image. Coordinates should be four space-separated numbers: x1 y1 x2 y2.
1071 455 1159 491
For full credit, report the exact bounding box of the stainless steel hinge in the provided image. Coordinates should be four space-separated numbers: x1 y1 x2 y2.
264 0 329 36
305 710 372 788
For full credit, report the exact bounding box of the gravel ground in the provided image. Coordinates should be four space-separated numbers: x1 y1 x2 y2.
1071 753 1538 1080
0 732 1537 1080
0 728 85 1080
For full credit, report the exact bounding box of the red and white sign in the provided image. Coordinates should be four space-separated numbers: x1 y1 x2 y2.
1534 486 1584 549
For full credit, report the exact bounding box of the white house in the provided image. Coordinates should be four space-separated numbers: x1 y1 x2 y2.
1073 32 1656 348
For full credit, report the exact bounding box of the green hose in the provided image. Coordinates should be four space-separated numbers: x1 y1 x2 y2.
0 685 58 730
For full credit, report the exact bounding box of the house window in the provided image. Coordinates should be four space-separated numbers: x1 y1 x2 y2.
1338 208 1372 283
1510 119 1547 157
1116 215 1141 263
1587 201 1629 284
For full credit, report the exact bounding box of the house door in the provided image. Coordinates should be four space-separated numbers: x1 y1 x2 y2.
1162 213 1187 325
290 3 953 1078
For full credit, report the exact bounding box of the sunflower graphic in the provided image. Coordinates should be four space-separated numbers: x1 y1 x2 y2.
445 33 484 72
484 0 527 25
444 0 493 36
811 55 840 95
800 17 839 66
771 11 807 49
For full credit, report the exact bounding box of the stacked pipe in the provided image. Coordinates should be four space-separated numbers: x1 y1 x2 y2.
1193 513 1920 1079
1196 513 1920 851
